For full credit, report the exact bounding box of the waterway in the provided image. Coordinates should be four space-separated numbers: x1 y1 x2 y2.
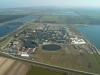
76 25 100 50
15 16 35 22
0 24 20 37
0 16 35 37
52 12 79 16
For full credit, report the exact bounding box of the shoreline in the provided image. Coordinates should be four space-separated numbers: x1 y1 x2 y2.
75 27 100 55
0 15 31 26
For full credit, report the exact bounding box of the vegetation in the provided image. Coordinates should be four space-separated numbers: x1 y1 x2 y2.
0 15 27 23
0 36 12 46
27 67 63 75
41 15 100 25
0 7 100 74
41 16 58 23
28 23 37 28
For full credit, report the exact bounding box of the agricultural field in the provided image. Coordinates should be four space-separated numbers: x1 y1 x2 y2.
0 57 30 75
27 67 63 75
41 16 59 23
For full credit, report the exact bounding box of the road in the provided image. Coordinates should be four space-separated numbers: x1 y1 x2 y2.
0 52 99 75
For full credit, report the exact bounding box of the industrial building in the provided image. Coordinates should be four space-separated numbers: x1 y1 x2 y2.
70 37 86 44
56 40 66 43
23 41 38 48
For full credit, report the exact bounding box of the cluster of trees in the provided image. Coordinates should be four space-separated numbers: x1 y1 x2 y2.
83 16 100 25
40 15 100 25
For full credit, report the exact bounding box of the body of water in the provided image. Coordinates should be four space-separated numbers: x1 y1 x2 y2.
76 25 100 49
0 16 35 37
42 44 62 51
0 24 20 37
52 12 79 16
15 16 35 22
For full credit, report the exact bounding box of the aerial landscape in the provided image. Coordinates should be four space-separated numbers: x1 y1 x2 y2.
0 0 100 75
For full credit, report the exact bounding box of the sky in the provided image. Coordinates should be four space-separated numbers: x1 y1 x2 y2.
0 0 100 8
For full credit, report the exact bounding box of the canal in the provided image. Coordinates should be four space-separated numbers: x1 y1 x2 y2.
76 25 100 50
0 16 35 37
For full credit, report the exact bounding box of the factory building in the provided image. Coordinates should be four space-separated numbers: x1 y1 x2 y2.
23 41 38 48
56 40 66 43
70 37 86 44
16 52 29 57
13 41 19 45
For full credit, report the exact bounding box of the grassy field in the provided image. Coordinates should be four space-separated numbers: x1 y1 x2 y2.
0 36 13 46
28 23 38 28
27 67 63 75
41 16 59 23
34 44 100 74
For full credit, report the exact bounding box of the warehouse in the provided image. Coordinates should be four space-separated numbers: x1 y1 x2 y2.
56 40 66 43
23 41 38 48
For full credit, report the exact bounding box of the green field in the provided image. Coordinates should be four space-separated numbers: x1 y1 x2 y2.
28 23 38 28
41 16 58 23
27 67 63 75
0 36 12 46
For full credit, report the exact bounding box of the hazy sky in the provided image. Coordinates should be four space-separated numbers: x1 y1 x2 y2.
0 0 100 8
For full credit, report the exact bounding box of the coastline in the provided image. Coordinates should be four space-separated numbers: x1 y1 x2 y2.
75 27 100 55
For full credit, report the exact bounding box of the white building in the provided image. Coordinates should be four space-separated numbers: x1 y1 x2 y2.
13 41 19 45
70 37 86 44
21 54 29 57
21 52 29 57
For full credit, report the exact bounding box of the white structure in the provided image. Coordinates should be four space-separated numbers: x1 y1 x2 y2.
21 54 29 57
70 37 86 44
13 41 19 45
21 52 29 57
33 48 36 52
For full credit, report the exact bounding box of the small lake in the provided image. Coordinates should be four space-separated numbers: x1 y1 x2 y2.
42 44 62 51
0 24 20 37
0 16 35 37
76 25 100 49
52 12 79 16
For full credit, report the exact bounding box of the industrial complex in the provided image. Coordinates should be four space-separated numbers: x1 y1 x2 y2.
2 23 87 58
0 6 100 75
0 21 100 75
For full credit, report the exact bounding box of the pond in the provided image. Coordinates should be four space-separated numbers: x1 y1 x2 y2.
42 44 62 51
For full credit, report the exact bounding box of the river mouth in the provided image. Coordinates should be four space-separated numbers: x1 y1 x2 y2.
42 44 62 51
